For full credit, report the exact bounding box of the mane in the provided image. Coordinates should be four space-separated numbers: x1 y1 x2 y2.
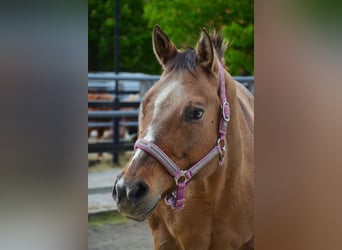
166 48 198 75
209 30 228 63
165 31 228 75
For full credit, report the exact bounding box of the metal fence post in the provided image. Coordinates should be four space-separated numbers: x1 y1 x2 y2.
113 0 120 164
112 86 120 164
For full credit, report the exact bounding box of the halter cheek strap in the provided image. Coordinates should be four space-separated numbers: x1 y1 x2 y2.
134 62 230 210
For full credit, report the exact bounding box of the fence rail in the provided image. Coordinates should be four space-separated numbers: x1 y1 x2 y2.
88 110 139 119
88 100 140 108
88 74 160 81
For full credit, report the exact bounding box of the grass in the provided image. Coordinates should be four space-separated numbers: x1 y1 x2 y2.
88 211 128 227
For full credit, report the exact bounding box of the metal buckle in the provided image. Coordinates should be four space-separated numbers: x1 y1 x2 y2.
217 138 226 161
174 170 190 186
165 192 176 206
222 101 230 122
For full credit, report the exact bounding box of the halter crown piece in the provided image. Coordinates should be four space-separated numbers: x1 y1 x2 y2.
134 62 230 210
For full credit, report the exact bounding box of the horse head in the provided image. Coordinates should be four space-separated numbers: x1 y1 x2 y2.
113 25 229 221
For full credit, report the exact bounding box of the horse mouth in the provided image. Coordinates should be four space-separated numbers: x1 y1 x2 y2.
123 199 159 222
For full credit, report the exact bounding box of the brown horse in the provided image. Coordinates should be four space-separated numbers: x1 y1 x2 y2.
113 25 254 250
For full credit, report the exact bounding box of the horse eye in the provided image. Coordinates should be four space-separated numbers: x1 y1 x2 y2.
189 108 204 121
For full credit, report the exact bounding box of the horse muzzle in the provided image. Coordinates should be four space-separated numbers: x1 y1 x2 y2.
112 175 159 221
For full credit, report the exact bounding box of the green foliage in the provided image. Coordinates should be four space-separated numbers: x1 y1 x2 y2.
89 0 254 75
119 0 160 74
143 0 254 75
223 23 254 75
88 0 160 74
88 0 114 71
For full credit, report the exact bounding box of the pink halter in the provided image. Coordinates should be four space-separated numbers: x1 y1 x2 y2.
134 63 230 210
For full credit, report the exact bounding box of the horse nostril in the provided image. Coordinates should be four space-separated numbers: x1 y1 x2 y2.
127 181 149 203
112 178 126 203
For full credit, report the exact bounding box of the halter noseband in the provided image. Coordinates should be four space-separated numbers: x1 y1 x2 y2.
134 63 230 210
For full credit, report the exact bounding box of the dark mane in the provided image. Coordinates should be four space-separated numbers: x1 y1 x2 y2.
209 30 227 62
165 31 228 75
166 48 198 75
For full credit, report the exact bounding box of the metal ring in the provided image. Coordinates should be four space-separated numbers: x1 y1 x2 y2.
217 138 226 160
174 171 189 185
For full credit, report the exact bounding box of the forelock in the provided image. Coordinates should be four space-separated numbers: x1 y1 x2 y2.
165 49 198 75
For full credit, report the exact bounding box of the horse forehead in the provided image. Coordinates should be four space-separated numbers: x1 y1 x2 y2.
153 71 203 102
153 77 184 114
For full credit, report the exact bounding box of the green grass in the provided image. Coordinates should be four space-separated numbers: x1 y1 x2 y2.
88 211 128 227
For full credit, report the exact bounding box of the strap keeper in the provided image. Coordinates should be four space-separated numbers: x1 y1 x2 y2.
219 119 228 135
222 101 230 122
217 138 226 166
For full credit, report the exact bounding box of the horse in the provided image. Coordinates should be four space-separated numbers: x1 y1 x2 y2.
112 25 254 250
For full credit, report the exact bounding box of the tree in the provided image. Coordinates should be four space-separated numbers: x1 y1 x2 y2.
88 0 254 75
143 0 254 75
88 0 114 71
88 0 160 74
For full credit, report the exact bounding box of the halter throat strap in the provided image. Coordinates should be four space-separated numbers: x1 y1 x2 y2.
134 62 230 210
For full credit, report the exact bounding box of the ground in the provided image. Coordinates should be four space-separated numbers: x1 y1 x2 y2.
88 219 153 250
88 154 153 250
88 211 153 250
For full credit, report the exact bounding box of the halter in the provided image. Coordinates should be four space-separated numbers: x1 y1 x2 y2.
134 63 230 210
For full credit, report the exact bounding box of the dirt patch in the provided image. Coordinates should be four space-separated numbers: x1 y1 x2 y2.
88 220 153 250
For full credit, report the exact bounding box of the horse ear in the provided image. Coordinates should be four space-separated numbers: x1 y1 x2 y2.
152 25 177 67
196 28 218 72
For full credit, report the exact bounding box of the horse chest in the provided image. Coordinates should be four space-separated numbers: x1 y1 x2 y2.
149 203 248 250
